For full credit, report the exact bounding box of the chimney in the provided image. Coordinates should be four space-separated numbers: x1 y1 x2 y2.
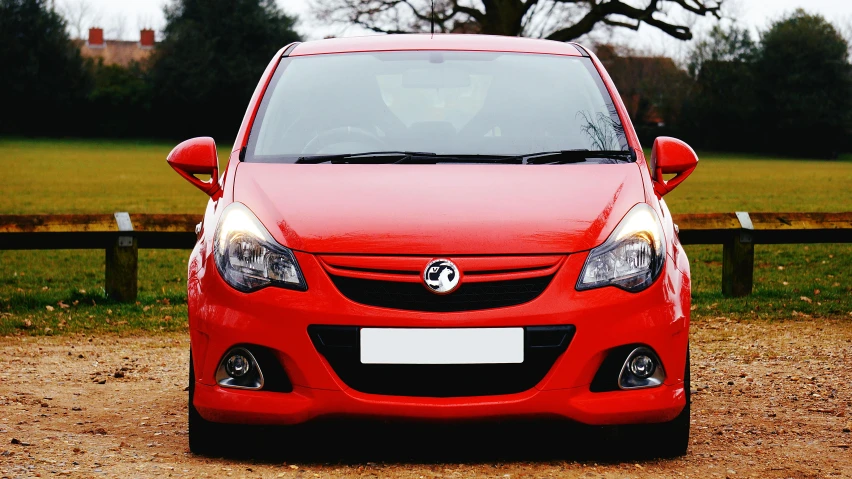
139 29 155 49
88 27 104 48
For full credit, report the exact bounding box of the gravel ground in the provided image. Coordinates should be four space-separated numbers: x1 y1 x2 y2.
0 317 850 479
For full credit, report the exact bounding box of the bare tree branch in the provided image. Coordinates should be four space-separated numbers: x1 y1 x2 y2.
602 17 640 31
106 13 128 41
58 0 101 39
310 0 723 41
547 1 721 42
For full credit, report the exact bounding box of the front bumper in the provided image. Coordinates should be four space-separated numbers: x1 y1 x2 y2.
193 380 685 425
188 251 690 426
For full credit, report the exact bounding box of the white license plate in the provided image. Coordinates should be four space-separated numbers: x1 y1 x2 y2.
360 328 524 364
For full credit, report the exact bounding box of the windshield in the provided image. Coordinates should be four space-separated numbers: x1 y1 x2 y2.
246 51 628 163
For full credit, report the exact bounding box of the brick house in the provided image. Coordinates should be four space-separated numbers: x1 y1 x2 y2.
594 44 689 128
75 28 157 67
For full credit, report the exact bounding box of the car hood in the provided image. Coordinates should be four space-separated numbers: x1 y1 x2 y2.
233 163 645 255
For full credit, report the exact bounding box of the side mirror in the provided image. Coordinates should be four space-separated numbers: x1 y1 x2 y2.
650 137 698 197
167 137 221 197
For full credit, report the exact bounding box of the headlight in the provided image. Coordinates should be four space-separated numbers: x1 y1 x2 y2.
214 202 307 292
576 203 665 292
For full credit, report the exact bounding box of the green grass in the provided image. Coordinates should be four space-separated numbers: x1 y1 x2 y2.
0 139 850 335
0 138 231 214
661 151 852 322
0 138 230 335
663 151 852 213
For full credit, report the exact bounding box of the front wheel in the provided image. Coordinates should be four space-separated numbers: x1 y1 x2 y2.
621 347 690 459
188 352 229 456
649 347 690 457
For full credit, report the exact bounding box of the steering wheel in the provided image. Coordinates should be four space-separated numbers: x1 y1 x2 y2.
301 126 387 154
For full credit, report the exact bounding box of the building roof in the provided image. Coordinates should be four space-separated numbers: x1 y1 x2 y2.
75 29 156 67
76 39 154 67
289 34 585 57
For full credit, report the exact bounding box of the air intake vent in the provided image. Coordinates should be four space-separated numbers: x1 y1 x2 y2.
309 325 575 397
329 274 553 312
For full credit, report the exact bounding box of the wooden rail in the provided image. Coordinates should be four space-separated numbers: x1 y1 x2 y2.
0 213 199 301
0 212 850 301
675 212 852 296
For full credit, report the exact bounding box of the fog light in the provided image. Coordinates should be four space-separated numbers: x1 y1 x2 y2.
215 347 264 390
618 346 666 390
629 354 655 378
225 354 250 378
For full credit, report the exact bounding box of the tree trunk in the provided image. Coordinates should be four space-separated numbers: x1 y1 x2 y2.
479 0 527 36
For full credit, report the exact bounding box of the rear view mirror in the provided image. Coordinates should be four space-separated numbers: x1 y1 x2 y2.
167 137 221 197
650 137 698 196
402 67 471 89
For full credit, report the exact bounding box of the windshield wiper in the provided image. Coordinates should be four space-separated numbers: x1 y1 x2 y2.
297 151 533 164
511 149 636 164
296 151 437 164
295 149 635 165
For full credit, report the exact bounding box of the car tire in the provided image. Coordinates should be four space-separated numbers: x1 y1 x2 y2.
643 346 691 458
188 352 227 456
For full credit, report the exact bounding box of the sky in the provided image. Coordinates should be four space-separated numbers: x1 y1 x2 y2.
62 0 852 57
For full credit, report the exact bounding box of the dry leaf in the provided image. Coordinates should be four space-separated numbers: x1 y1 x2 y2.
45 305 54 312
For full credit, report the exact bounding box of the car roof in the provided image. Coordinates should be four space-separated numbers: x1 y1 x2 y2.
288 34 585 57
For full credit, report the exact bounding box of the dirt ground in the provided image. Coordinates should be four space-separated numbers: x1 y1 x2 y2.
0 317 850 479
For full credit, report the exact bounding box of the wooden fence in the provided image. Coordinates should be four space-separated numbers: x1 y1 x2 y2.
0 212 850 302
0 213 198 301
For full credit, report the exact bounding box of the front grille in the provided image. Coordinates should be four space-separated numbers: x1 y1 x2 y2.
329 274 553 312
309 325 575 397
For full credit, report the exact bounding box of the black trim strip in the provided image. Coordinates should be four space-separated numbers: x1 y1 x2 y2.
568 42 591 57
329 274 554 312
281 42 301 57
308 325 575 397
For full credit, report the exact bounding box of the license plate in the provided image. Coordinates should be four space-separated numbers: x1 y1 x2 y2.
360 327 524 364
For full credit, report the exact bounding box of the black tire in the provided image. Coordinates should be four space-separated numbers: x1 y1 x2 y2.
644 346 691 458
188 352 227 456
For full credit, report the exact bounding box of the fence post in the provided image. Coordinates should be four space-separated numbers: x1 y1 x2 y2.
105 212 137 302
722 212 754 297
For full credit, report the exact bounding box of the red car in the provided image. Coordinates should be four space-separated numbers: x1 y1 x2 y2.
168 34 698 458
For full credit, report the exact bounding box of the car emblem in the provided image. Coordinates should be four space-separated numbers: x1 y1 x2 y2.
423 259 461 294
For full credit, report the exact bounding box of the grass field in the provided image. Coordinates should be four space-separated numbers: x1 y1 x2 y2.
0 138 850 335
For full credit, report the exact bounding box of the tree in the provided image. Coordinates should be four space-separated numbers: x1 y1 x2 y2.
59 0 101 39
85 61 154 137
106 12 128 40
686 22 756 77
312 0 723 41
754 10 852 158
0 0 89 135
838 17 852 60
680 24 759 150
595 44 691 141
150 0 301 142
